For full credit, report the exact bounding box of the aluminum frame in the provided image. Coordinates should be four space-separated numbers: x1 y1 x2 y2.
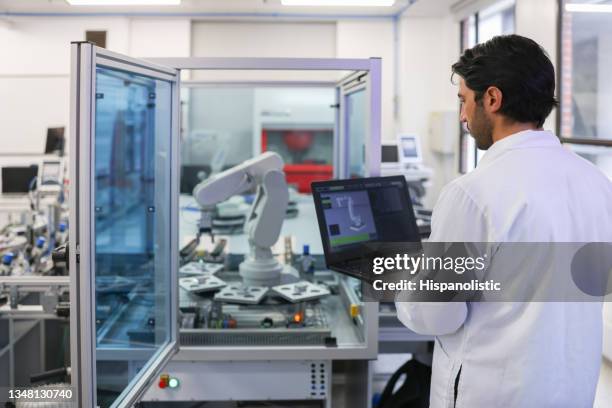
69 55 382 407
153 56 381 361
149 58 382 361
149 57 376 71
70 42 180 408
0 276 70 287
167 57 382 181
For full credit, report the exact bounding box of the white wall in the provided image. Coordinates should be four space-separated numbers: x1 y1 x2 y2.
0 17 190 158
191 21 337 82
129 19 191 58
336 20 395 141
0 17 129 155
399 15 461 207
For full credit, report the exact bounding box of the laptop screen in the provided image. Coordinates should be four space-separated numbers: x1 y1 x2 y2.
312 176 421 266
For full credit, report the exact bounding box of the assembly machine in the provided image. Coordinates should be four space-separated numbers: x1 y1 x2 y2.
68 43 383 408
0 160 71 400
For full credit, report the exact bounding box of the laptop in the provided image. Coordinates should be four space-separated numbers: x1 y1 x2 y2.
312 176 422 283
181 165 211 194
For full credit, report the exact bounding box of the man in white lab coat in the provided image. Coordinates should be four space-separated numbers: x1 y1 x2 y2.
396 35 612 407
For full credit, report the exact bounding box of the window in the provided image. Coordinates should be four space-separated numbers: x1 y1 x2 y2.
559 0 612 178
458 0 516 173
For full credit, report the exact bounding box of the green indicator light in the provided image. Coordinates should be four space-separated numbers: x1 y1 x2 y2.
168 378 179 388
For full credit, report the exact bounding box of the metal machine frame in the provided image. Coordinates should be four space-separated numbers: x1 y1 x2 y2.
0 276 70 391
70 46 382 408
70 43 181 408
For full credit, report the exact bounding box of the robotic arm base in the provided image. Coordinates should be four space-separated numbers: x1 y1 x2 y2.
239 246 298 287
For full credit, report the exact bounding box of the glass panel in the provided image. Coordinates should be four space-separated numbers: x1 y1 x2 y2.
479 0 515 42
459 17 477 173
561 0 612 140
345 89 367 178
463 15 477 49
180 86 336 194
94 66 172 407
176 78 370 354
563 143 612 179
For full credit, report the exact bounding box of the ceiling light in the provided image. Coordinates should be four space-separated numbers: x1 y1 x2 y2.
66 0 181 5
281 0 395 6
565 3 612 13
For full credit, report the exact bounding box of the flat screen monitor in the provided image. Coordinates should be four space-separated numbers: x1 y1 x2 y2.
40 161 61 185
381 144 399 163
181 165 211 195
1 165 39 194
45 127 65 155
397 134 422 164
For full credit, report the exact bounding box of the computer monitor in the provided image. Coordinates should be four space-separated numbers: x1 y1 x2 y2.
397 134 422 164
181 165 211 195
38 160 63 195
45 127 65 156
381 144 399 163
40 161 61 185
1 165 39 194
312 176 421 272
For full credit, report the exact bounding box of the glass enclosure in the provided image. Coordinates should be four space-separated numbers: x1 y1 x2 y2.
174 69 376 359
94 66 174 407
73 46 380 407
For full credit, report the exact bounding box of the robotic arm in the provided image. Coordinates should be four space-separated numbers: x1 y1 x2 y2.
193 152 290 286
336 196 365 231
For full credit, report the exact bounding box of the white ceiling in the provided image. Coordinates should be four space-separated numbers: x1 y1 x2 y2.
0 0 458 18
403 0 457 17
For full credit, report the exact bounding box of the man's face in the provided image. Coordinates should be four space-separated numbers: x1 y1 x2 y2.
458 78 494 150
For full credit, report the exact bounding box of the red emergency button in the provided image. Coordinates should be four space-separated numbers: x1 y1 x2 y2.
159 374 170 389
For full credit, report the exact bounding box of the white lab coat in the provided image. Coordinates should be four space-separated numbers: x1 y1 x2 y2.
396 130 612 408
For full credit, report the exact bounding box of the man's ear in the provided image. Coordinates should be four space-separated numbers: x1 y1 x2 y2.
484 86 503 113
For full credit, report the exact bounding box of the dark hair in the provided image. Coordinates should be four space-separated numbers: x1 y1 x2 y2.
452 34 558 128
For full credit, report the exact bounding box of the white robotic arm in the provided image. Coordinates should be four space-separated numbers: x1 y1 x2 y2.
193 152 290 286
193 151 283 204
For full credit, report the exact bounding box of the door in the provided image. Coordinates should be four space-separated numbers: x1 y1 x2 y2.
69 42 179 408
337 64 381 179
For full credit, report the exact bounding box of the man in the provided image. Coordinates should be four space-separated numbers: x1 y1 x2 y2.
396 35 612 407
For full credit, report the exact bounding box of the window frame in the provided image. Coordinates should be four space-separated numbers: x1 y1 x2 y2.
556 0 612 148
457 1 517 173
